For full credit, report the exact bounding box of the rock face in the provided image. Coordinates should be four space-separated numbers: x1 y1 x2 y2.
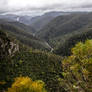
8 42 19 56
0 30 19 58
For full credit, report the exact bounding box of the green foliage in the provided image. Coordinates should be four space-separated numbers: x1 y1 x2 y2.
31 11 62 31
0 21 51 51
54 28 92 56
0 50 63 92
0 30 63 92
37 13 92 40
11 50 63 92
60 40 92 92
7 77 47 92
3 13 92 92
36 13 92 55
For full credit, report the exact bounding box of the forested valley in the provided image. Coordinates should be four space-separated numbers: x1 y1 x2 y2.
0 12 92 92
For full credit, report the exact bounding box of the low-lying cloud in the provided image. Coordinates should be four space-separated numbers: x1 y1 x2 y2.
0 0 92 15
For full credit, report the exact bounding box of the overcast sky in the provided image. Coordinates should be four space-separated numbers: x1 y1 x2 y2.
0 0 92 15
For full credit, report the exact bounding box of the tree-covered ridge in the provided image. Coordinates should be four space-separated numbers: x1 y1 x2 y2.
54 28 92 56
0 21 51 51
37 13 92 40
0 30 64 92
36 13 92 52
29 11 63 31
60 40 92 92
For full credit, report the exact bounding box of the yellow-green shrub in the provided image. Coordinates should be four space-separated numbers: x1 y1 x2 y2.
7 77 47 92
61 40 92 92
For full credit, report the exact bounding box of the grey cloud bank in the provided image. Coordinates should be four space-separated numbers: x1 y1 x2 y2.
0 0 92 15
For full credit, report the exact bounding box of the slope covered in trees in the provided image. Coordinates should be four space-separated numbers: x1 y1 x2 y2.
54 28 92 56
0 30 64 92
37 12 91 40
0 19 36 33
36 12 92 47
29 11 68 31
1 30 92 92
0 11 70 31
0 20 51 51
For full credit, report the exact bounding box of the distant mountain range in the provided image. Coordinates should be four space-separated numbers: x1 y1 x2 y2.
0 14 19 21
0 11 71 31
28 11 70 31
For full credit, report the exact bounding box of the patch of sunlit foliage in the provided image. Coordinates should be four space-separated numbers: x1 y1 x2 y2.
60 40 92 92
7 77 47 92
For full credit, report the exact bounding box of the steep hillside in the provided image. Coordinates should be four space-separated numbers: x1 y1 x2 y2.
0 12 70 31
36 12 92 49
54 28 92 56
0 30 64 92
0 20 51 51
29 11 69 31
18 15 32 25
0 19 36 33
37 12 92 40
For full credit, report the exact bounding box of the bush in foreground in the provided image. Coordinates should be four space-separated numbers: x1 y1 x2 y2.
60 40 92 92
7 77 47 92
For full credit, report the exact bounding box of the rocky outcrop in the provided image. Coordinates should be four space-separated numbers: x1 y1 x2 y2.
0 30 19 58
